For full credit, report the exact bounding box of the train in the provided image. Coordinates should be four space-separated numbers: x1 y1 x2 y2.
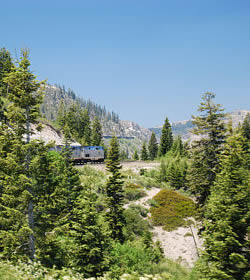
52 145 105 165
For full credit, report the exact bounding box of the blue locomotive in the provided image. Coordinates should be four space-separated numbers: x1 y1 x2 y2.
53 145 105 165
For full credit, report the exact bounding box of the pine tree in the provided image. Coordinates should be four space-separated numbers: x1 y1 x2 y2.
0 48 13 122
91 116 102 146
148 131 158 160
0 126 30 261
80 109 91 145
56 99 66 128
105 136 125 243
159 117 173 156
120 149 128 160
187 92 226 210
167 162 182 189
133 149 139 160
171 136 184 156
200 132 249 280
241 112 250 140
27 143 83 268
69 188 110 277
141 142 148 161
0 49 45 260
65 103 79 139
0 47 13 96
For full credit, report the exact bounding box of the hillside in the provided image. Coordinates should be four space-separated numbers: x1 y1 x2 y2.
40 85 249 150
40 85 152 155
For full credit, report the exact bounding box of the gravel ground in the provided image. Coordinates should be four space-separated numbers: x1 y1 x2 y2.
84 161 160 173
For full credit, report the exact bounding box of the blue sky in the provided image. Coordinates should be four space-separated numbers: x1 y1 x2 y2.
1 0 250 127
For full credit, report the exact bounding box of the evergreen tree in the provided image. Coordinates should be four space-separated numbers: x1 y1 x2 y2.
171 135 184 156
105 136 125 243
120 149 128 160
200 132 249 280
0 48 13 122
80 108 91 145
0 47 13 96
187 92 226 210
241 112 250 140
91 116 102 146
133 149 139 160
69 188 110 277
0 49 44 260
148 131 158 160
167 162 182 189
159 117 173 156
56 99 66 128
65 103 79 139
141 142 148 161
0 126 30 261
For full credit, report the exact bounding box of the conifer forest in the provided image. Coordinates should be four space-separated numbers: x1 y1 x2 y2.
0 48 249 280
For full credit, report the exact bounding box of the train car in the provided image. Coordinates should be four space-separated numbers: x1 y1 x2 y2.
51 145 105 165
72 145 104 164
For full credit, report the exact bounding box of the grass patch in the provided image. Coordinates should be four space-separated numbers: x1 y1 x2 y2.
150 189 196 231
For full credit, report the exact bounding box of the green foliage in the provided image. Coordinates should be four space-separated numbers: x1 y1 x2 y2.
148 131 158 160
0 260 86 280
241 112 250 140
141 141 149 161
0 49 45 261
150 189 196 231
149 153 188 190
124 183 146 201
91 116 103 145
105 136 126 243
0 259 201 280
42 84 120 124
108 240 164 278
159 117 173 157
128 203 149 217
69 188 111 277
0 48 206 280
170 136 186 157
120 149 129 160
78 165 106 194
63 104 92 144
55 100 104 145
0 48 13 96
187 92 226 211
0 48 13 122
79 108 91 145
200 132 250 280
123 207 150 240
133 149 139 160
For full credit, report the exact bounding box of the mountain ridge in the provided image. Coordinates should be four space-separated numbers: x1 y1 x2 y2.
40 85 249 150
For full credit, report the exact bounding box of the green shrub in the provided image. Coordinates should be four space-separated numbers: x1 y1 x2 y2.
147 199 159 207
124 183 146 201
78 165 106 194
150 189 196 231
108 240 164 278
128 204 149 217
0 260 86 280
124 208 150 240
